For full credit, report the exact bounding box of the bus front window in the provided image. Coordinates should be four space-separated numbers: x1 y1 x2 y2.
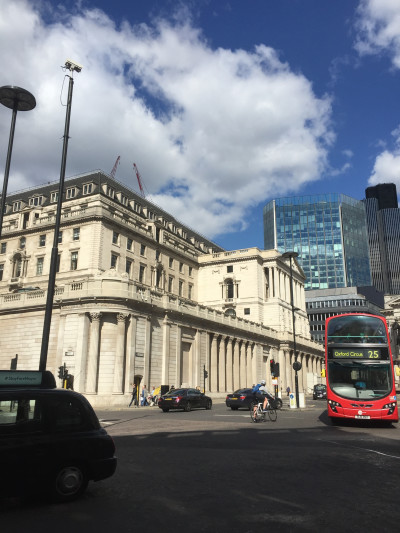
328 362 392 400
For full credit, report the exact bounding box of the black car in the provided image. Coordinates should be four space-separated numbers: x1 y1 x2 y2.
0 370 117 502
226 388 283 410
313 384 327 400
158 388 212 412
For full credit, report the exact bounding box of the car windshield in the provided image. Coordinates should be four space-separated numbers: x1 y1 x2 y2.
314 385 326 391
328 361 392 400
165 389 186 396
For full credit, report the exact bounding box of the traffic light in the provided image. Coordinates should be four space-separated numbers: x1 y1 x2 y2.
274 362 280 378
270 359 275 377
204 369 208 379
58 365 64 379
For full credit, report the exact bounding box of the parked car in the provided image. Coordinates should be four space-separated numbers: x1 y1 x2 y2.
226 388 283 410
158 388 212 412
313 384 327 400
0 370 117 502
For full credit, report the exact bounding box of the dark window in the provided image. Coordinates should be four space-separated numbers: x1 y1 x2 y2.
39 234 46 247
227 265 233 273
244 308 250 315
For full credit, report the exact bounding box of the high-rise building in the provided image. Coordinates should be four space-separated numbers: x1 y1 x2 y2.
364 183 400 294
263 194 371 291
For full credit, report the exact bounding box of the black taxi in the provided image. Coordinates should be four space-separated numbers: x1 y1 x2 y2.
0 370 117 502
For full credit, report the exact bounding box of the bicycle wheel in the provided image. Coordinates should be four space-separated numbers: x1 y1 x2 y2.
267 408 277 422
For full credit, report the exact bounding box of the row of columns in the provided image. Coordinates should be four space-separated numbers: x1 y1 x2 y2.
78 311 324 397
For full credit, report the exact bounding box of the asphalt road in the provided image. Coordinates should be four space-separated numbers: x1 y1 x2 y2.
2 399 400 533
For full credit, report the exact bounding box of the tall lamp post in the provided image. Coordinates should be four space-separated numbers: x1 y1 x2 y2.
39 60 82 371
0 86 36 240
282 251 300 408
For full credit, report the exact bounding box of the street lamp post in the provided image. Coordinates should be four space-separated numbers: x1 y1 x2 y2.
282 251 300 408
39 60 82 371
0 86 36 240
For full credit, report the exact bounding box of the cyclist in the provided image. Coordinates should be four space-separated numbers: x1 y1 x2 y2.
252 380 274 415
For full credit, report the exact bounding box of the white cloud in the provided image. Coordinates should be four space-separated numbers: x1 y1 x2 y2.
355 1 400 191
355 0 400 68
0 0 333 239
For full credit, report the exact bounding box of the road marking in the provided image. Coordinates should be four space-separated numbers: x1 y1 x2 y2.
321 439 400 460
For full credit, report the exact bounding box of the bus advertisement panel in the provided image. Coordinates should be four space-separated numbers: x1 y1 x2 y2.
325 313 398 423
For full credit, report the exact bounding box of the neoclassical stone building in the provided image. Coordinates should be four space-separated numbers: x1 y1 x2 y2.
0 171 323 406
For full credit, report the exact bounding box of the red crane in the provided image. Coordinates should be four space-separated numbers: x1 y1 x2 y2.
110 156 120 179
133 163 145 198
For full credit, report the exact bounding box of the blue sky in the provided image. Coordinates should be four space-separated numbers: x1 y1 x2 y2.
1 0 400 251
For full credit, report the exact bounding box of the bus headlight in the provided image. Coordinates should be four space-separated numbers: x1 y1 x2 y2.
328 399 342 413
383 402 397 414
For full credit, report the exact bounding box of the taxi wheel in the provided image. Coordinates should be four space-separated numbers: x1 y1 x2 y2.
184 401 192 412
51 464 88 503
205 399 212 410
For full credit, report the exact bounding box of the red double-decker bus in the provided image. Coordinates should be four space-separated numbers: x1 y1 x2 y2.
325 313 398 423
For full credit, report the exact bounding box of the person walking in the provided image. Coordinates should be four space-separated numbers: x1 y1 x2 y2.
140 384 149 406
129 384 137 407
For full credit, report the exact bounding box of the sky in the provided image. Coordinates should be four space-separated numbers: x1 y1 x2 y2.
1 0 400 251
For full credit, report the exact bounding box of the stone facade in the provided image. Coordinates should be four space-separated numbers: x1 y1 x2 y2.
0 171 324 406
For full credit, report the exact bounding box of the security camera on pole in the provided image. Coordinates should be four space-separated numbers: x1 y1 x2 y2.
39 59 82 372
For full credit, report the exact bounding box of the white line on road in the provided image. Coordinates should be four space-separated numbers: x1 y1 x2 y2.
321 439 400 460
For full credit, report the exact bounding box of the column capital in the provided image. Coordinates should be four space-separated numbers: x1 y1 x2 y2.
89 312 102 322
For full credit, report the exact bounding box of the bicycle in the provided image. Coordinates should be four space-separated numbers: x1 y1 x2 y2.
250 398 278 423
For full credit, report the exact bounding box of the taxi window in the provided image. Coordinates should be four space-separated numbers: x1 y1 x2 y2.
0 398 42 433
44 398 86 431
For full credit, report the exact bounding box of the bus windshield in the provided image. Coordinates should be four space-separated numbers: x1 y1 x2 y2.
328 361 392 400
327 315 387 344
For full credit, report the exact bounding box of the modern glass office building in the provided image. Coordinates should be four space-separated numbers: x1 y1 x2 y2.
263 194 372 290
364 183 400 294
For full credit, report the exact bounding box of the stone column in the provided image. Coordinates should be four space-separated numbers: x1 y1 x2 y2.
240 341 246 388
161 313 170 386
75 313 90 393
226 337 233 393
113 313 128 393
278 347 287 396
233 339 240 391
246 343 253 387
252 343 259 384
210 334 218 392
86 312 102 394
218 336 226 392
175 325 182 388
144 316 152 389
124 314 137 393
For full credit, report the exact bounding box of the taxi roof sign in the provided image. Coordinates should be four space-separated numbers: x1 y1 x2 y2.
0 370 56 389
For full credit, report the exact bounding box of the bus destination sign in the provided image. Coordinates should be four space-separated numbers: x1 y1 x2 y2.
331 348 387 360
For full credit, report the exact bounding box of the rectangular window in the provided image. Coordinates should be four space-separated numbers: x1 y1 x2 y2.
121 195 128 206
139 265 146 283
70 251 78 271
29 196 43 207
179 262 184 273
188 284 193 300
1 243 6 254
106 186 115 198
36 257 44 275
244 308 250 315
58 231 63 244
156 250 161 261
112 231 119 245
56 254 61 273
50 192 58 203
12 201 21 212
189 266 193 277
83 183 92 195
66 187 76 199
111 253 118 269
19 237 26 249
169 257 174 268
73 228 80 241
168 276 173 292
39 234 46 247
227 265 233 273
0 263 4 281
179 280 183 297
126 259 132 276
127 238 133 251
140 244 146 256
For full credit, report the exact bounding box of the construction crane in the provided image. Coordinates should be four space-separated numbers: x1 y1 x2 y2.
133 163 145 198
110 156 120 179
